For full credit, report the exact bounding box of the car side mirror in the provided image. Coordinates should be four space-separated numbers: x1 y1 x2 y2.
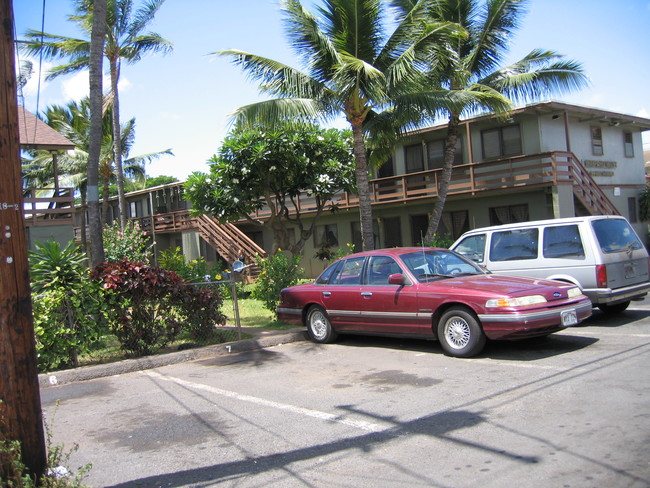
388 273 405 285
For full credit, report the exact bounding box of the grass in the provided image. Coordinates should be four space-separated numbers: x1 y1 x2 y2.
222 296 297 330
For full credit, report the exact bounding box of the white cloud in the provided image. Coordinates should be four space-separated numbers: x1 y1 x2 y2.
61 72 132 101
61 71 89 101
636 108 649 119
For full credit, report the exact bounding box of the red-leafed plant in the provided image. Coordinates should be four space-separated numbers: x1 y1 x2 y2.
91 260 225 356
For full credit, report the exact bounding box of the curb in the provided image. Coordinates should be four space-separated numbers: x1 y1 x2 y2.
39 328 308 388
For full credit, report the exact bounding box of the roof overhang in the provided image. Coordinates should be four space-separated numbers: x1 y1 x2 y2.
17 106 75 151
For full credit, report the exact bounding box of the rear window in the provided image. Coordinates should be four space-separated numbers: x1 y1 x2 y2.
329 256 365 285
490 229 538 261
592 219 643 253
543 225 585 259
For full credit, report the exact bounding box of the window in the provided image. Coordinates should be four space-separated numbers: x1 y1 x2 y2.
427 139 463 169
591 126 603 156
623 132 634 158
351 221 379 251
314 224 338 248
543 225 585 259
481 125 522 159
628 197 638 223
592 219 642 253
437 210 470 240
454 234 487 262
404 143 424 173
377 158 394 178
410 214 429 246
329 256 366 285
490 229 538 262
367 256 402 285
489 204 529 226
383 217 403 248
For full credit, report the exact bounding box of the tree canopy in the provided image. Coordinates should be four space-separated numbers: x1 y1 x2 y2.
185 124 355 254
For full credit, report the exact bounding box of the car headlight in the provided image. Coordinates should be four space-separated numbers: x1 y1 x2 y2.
485 295 547 307
567 287 582 298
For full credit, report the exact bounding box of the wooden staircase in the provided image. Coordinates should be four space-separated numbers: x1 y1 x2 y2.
195 215 267 278
559 152 620 216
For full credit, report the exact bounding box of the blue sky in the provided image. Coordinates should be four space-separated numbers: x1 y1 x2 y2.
13 0 650 180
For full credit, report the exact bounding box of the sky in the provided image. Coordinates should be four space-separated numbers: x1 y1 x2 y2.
13 0 650 181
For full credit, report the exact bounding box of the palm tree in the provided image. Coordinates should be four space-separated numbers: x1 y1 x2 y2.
218 0 460 251
23 99 171 250
22 0 172 231
405 0 588 241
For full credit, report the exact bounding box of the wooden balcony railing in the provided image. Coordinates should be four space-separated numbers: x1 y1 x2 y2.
244 151 618 220
73 150 617 242
23 188 75 227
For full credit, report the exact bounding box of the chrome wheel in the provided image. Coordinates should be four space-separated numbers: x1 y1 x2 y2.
443 316 471 349
307 306 337 344
437 307 486 358
309 309 328 340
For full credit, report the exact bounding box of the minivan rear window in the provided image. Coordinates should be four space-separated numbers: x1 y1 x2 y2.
490 229 538 261
543 225 585 259
592 219 643 253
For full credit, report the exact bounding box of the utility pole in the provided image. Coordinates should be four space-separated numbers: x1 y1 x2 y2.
0 0 47 480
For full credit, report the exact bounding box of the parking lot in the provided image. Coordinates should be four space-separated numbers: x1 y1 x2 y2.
41 300 650 488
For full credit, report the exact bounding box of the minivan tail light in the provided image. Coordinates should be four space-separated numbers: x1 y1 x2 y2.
596 265 608 288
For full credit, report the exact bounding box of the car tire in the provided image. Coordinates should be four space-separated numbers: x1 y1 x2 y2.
437 307 486 358
306 306 338 344
597 301 630 314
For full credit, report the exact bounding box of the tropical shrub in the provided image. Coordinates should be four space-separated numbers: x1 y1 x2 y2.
179 286 226 341
91 260 225 355
103 221 153 263
422 233 455 249
158 247 219 283
252 252 303 314
29 241 107 371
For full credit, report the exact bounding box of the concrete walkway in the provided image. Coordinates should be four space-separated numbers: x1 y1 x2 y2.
38 326 307 388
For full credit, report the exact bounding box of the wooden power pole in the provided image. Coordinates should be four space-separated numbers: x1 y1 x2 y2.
0 0 47 480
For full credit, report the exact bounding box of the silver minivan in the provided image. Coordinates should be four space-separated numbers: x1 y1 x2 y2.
450 216 650 313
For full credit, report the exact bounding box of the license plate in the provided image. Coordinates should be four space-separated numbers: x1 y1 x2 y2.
561 309 578 326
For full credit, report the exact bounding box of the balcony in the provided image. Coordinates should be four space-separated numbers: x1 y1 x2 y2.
22 188 75 227
245 151 618 220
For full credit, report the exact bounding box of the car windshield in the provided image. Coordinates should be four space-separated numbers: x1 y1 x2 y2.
400 249 485 282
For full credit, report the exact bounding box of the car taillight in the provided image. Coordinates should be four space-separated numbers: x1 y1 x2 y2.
596 264 608 288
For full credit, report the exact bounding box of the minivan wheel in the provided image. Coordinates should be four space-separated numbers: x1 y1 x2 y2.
306 306 338 344
437 307 486 358
597 301 630 314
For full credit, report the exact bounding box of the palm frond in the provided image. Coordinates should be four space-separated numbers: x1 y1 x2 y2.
218 49 328 100
468 0 527 76
229 98 334 129
479 49 588 103
281 0 341 82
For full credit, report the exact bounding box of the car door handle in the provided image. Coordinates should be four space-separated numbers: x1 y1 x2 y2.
322 291 331 297
361 292 373 297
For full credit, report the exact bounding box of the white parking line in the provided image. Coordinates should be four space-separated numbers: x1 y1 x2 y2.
143 370 384 433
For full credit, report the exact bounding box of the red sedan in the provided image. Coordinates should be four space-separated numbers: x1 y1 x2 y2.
277 247 592 357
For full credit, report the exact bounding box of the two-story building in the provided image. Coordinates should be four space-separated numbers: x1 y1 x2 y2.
99 101 650 278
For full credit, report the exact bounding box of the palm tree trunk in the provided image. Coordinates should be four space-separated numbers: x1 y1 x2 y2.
101 175 110 225
425 113 460 243
79 186 88 258
87 0 106 266
110 58 128 230
351 120 374 251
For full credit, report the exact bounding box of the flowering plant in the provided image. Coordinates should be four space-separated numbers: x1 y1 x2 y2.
103 221 154 263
